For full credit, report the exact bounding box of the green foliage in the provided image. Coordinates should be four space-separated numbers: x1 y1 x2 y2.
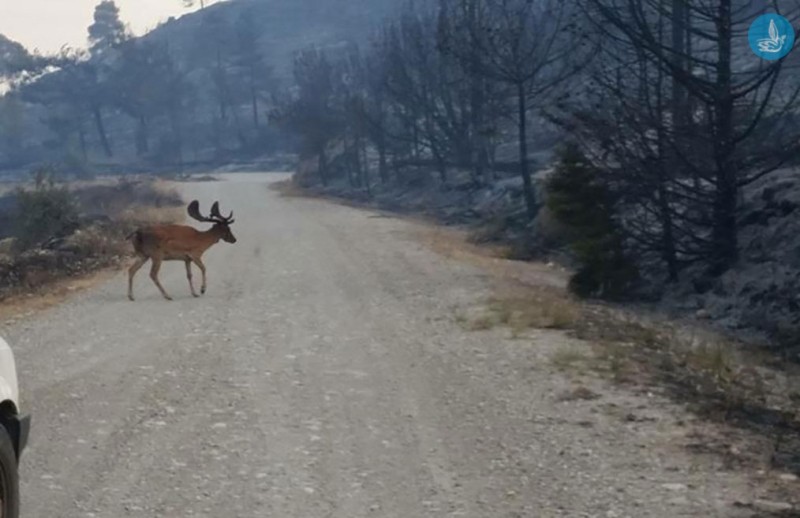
547 143 637 300
13 169 79 250
0 34 38 78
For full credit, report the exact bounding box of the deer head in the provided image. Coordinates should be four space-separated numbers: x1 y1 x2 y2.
187 200 237 243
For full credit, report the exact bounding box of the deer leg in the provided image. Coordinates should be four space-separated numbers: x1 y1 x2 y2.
192 257 207 295
185 259 199 298
128 255 148 301
149 258 173 301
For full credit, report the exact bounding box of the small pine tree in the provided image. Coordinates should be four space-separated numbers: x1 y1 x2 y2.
547 143 637 300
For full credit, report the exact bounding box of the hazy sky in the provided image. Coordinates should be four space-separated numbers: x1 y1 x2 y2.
0 0 204 53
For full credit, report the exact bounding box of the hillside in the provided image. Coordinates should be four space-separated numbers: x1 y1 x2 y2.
0 0 401 173
145 0 399 81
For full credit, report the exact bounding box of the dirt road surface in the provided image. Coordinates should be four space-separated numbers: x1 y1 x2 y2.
4 174 771 517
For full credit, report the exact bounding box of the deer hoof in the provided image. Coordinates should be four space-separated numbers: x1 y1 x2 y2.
201 287 206 295
128 295 135 302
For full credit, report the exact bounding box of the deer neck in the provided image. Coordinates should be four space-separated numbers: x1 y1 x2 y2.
199 227 223 251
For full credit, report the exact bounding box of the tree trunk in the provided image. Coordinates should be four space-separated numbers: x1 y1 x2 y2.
710 0 737 274
231 105 247 149
433 146 447 185
170 107 184 171
251 89 260 130
658 182 679 281
78 122 88 161
377 133 388 184
250 71 260 130
350 138 361 188
516 82 536 220
412 121 420 159
318 146 328 186
360 137 371 197
487 136 497 181
671 0 688 129
390 150 401 183
659 4 678 281
467 0 488 186
135 115 149 156
92 106 113 158
216 50 228 122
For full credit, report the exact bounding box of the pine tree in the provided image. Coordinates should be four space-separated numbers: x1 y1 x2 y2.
88 1 127 53
547 143 637 300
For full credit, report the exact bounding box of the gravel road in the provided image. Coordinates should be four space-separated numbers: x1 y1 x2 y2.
3 173 772 517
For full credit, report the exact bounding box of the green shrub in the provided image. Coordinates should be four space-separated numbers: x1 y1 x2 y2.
13 170 79 250
547 143 637 300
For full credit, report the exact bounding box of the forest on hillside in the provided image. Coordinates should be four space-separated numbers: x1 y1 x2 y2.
0 0 396 173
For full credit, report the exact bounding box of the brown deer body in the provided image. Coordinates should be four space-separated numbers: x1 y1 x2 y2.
127 200 237 301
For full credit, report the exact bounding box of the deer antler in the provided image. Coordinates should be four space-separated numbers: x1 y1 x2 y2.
188 200 234 225
210 201 234 224
187 200 216 223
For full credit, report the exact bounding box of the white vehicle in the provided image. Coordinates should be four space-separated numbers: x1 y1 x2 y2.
0 337 29 518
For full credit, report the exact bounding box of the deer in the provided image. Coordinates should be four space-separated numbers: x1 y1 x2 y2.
127 200 237 301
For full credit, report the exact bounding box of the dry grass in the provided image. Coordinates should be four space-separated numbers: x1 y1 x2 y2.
418 226 571 303
422 215 796 420
573 309 798 442
419 226 516 265
592 341 641 383
457 285 580 336
489 292 580 331
421 216 799 473
72 178 183 218
551 346 590 372
0 268 120 326
467 214 514 245
685 340 736 386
